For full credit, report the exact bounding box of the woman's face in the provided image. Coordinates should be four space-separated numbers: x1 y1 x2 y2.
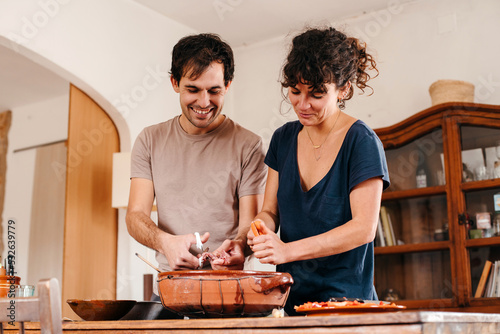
288 82 342 127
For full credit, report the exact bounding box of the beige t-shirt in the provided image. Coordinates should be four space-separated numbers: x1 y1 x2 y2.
131 116 267 273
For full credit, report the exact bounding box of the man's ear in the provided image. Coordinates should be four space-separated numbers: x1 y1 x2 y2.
171 76 180 93
224 81 232 93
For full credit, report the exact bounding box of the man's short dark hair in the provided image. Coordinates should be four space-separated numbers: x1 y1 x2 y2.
170 33 234 87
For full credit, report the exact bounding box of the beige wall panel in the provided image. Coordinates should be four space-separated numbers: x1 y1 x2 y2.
28 142 67 291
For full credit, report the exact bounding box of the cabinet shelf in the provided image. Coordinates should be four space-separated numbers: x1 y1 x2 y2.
465 236 500 248
382 185 446 201
461 178 500 192
396 299 454 309
375 241 449 255
374 103 500 311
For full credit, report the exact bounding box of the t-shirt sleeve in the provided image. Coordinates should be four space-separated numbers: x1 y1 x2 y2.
130 129 153 181
264 126 281 172
238 138 267 198
348 131 390 192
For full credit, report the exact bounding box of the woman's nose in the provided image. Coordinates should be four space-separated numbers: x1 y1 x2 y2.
297 95 310 110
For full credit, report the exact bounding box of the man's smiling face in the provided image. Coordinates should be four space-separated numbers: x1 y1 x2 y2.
172 62 231 135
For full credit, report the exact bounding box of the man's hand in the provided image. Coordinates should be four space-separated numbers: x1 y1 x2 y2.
160 232 209 270
210 239 245 270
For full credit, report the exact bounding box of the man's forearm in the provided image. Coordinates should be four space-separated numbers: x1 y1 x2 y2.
125 211 165 253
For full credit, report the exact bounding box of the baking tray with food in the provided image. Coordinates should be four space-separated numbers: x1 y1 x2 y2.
294 297 406 316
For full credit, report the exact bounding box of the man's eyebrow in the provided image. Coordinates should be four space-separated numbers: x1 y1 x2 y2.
185 84 223 90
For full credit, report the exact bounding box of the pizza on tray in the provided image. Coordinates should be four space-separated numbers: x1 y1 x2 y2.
294 299 406 315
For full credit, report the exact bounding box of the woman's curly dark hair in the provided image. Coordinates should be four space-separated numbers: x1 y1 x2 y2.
281 27 378 102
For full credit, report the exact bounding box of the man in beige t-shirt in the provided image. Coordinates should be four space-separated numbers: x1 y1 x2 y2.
126 34 267 287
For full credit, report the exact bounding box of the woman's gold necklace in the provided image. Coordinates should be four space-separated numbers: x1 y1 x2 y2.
304 111 341 161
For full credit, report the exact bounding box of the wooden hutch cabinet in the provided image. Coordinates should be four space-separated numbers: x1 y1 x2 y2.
373 102 500 313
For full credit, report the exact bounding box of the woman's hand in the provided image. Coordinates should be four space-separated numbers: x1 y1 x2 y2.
249 221 289 265
210 239 245 270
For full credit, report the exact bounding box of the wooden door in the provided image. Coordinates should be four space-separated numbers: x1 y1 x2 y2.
0 110 11 254
62 85 120 318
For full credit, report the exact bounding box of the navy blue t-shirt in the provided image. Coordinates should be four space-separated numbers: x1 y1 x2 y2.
265 120 390 315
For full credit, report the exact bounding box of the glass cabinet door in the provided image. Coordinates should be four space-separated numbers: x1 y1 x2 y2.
375 251 452 301
375 104 500 310
384 129 445 192
460 125 500 299
380 195 448 246
469 246 500 298
464 189 500 239
377 129 448 248
461 126 500 182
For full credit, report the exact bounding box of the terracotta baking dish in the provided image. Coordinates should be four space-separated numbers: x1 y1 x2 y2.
157 270 293 318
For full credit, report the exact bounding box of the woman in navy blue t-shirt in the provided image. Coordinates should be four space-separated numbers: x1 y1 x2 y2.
247 27 390 316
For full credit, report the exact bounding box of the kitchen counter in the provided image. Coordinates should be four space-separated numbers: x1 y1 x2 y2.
14 310 500 333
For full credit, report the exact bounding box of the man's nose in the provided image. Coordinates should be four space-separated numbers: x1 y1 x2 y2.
198 90 210 108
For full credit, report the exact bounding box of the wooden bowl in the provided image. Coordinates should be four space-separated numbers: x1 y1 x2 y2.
67 299 136 321
157 270 293 318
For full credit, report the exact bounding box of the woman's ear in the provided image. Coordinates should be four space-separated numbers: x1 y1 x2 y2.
339 81 352 99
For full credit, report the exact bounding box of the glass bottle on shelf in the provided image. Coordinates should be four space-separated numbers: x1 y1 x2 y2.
494 192 500 237
416 152 428 188
495 140 500 178
463 163 474 183
493 214 500 237
416 168 427 188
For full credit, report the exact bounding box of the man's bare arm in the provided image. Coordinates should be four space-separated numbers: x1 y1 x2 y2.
125 178 206 270
125 178 163 250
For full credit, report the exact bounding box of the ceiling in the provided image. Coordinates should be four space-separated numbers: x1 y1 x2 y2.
0 0 410 112
0 44 69 112
133 0 400 47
